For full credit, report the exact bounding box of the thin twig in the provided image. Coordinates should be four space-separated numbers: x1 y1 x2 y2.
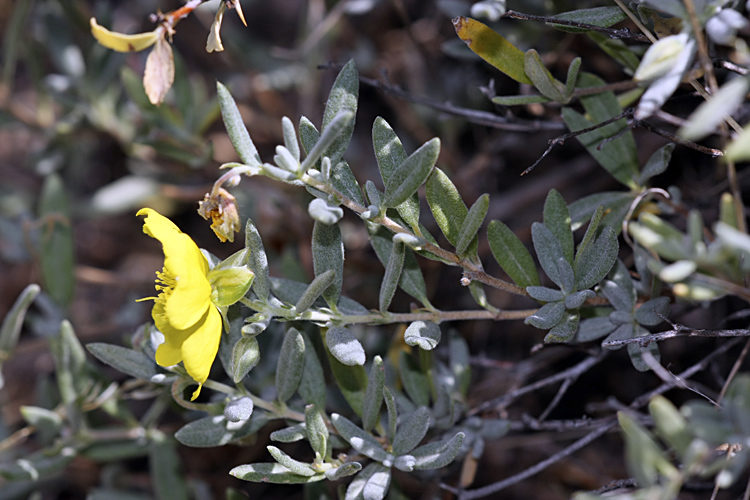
718 338 750 404
602 326 750 348
714 59 749 75
635 119 724 157
503 10 650 42
640 350 719 407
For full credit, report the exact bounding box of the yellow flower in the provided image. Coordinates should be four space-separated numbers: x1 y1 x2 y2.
90 18 162 53
137 208 222 400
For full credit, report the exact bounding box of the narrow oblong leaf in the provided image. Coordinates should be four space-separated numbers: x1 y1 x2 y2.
379 239 405 312
544 312 580 343
39 174 74 308
276 328 306 403
412 432 465 470
230 337 260 383
564 57 582 99
487 221 540 287
327 347 368 416
362 356 385 432
452 17 532 84
524 49 565 102
321 59 358 166
299 116 320 156
267 446 316 476
575 226 619 290
456 194 489 256
399 351 430 407
531 222 565 287
392 407 431 455
176 412 267 447
524 301 565 330
526 286 564 303
245 218 270 301
312 221 344 308
640 143 675 184
492 94 552 106
295 270 336 313
403 321 441 351
300 111 354 173
382 138 440 208
298 333 327 409
426 168 469 247
0 284 40 356
384 386 398 443
331 413 388 462
87 343 158 381
325 462 362 481
271 423 306 443
305 404 329 458
345 462 390 500
331 160 365 206
574 205 605 271
548 7 628 33
326 327 365 366
543 189 574 264
230 462 324 484
217 81 261 166
281 116 300 162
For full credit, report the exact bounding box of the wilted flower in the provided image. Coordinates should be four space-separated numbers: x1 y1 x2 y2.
137 208 252 400
198 187 241 242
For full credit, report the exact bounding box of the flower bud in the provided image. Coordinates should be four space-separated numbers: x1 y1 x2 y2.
634 34 689 82
706 9 748 46
308 198 344 225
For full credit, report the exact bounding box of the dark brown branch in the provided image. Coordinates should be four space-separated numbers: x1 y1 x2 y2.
503 10 651 42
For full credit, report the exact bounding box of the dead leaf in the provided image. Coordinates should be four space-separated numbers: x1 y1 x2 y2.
143 36 175 106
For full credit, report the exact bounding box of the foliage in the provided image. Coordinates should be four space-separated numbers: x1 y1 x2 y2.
2 0 750 499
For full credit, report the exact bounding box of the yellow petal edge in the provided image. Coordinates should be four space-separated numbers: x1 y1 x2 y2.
90 17 160 53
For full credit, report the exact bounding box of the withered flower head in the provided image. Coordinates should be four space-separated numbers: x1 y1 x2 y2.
198 188 241 243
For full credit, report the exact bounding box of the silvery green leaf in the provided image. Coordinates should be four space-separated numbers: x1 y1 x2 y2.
649 395 691 457
681 76 750 140
331 413 388 462
610 310 632 325
327 327 365 366
321 59 358 167
0 284 40 360
331 161 365 206
456 193 489 256
325 462 362 480
629 217 687 262
487 220 540 287
345 462 391 500
176 412 267 447
372 117 420 229
588 31 640 71
399 351 431 407
299 116 320 156
312 221 343 308
602 323 635 350
362 356 385 432
569 192 636 232
618 410 674 488
635 38 696 120
276 328 306 403
384 386 398 443
225 397 254 422
599 280 634 312
574 205 604 270
39 174 73 308
230 337 259 383
639 143 675 184
548 6 628 33
526 286 564 303
242 314 271 337
450 334 471 396
575 226 618 290
149 431 189 500
544 312 579 343
365 180 382 207
393 455 416 472
564 57 581 99
524 301 566 330
557 258 575 293
492 94 552 105
300 111 354 173
628 338 660 372
379 238 405 312
634 34 689 82
531 222 566 287
245 218 270 301
299 332 327 409
50 321 86 428
305 404 329 458
576 316 617 342
274 145 301 174
267 446 316 477
565 289 595 309
281 116 300 162
230 462 324 483
426 167 469 248
659 260 697 282
635 297 670 326
326 346 368 416
382 138 439 209
0 447 76 481
217 82 261 166
270 423 307 443
404 321 441 351
87 343 158 381
308 198 344 225
295 270 336 313
524 49 565 102
20 406 62 442
392 407 431 455
411 432 465 470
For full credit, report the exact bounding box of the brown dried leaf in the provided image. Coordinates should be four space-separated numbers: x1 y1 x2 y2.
143 37 174 106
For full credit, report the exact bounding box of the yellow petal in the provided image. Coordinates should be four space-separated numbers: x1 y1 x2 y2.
138 208 212 329
90 17 160 53
180 305 223 398
153 298 193 367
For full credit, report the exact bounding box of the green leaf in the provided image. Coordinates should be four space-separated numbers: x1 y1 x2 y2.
295 270 336 313
175 412 267 447
224 397 254 422
524 49 565 102
649 395 691 457
379 238 405 312
230 336 259 383
281 116 300 162
382 138 439 209
526 286 564 303
331 413 389 462
305 404 329 459
426 168 469 248
362 356 385 432
321 59 358 166
453 17 533 85
399 351 430 407
492 94 552 106
411 432 465 470
39 173 74 308
568 191 636 232
372 117 420 229
450 334 471 396
276 328 306 403
531 222 566 287
86 343 158 381
574 204 604 271
312 221 344 308
330 160 365 206
326 326 365 366
49 320 86 429
561 72 639 188
0 284 40 364
271 423 306 443
587 32 640 71
149 431 189 500
268 446 316 476
300 111 354 173
680 76 750 140
618 411 678 488
404 321 441 351
245 218 271 302
345 462 392 500
487 220 540 287
456 194 489 256
543 189 574 264
548 6 628 33
325 462 362 481
393 407 430 455
564 57 582 99
298 333 327 409
230 463 324 483
524 301 565 330
544 312 580 343
327 338 368 416
726 121 750 162
0 447 76 480
217 81 261 166
640 143 675 184
384 387 398 443
575 226 619 290
299 116 320 157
